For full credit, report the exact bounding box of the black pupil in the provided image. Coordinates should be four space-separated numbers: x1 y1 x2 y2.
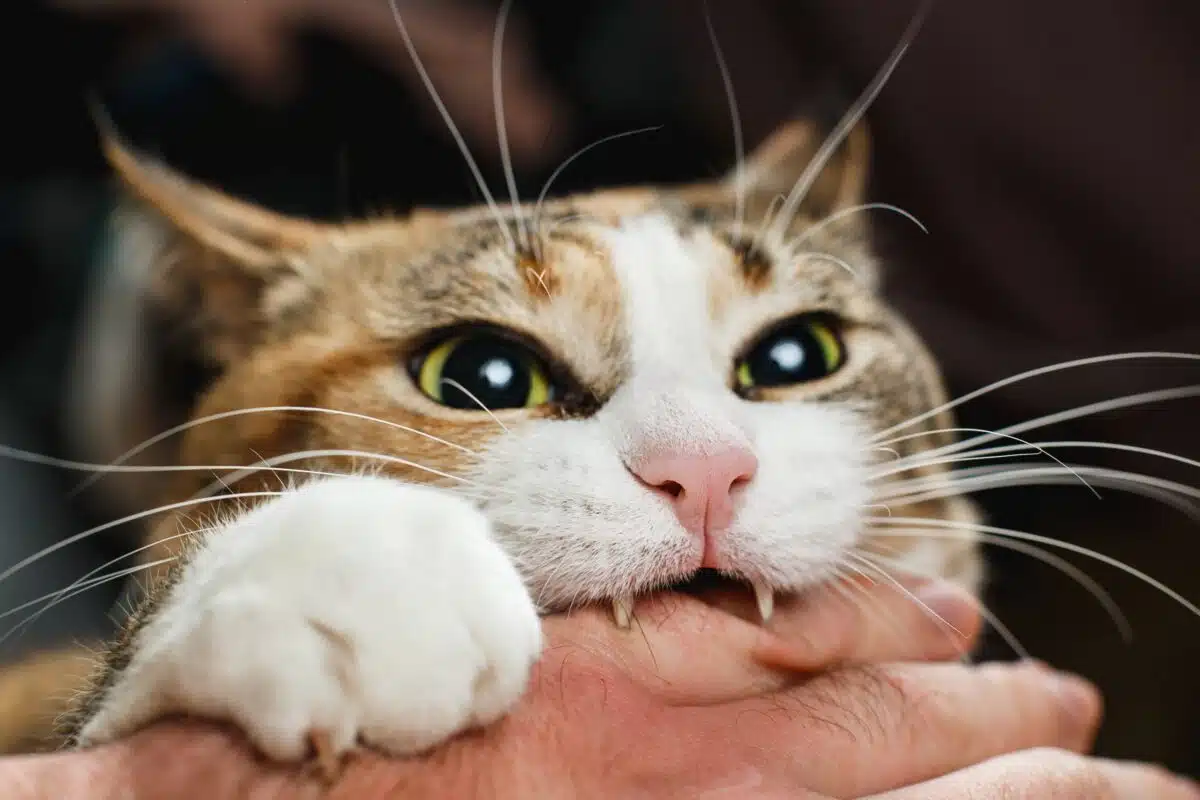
745 325 831 387
441 338 535 409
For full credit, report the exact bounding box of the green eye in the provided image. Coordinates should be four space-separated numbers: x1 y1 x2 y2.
735 316 845 390
414 335 555 410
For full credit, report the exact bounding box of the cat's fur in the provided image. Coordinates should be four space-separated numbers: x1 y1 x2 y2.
0 117 982 756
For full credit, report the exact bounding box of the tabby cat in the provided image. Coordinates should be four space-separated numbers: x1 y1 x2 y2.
1 112 990 758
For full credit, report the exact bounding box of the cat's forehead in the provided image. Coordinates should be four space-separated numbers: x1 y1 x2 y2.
322 191 876 393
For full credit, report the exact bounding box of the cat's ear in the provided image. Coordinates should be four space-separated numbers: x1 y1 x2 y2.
65 133 339 515
731 117 870 224
98 132 335 367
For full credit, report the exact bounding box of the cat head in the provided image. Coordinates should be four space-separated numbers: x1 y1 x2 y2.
74 116 981 614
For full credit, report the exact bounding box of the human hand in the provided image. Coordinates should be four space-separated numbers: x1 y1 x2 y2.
54 0 565 165
3 576 1187 799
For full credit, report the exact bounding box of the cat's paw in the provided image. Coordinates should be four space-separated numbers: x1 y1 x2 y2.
77 475 542 761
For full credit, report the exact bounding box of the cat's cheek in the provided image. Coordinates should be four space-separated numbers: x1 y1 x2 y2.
75 475 543 761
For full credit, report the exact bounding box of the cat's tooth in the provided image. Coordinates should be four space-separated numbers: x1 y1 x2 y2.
612 597 634 629
753 582 775 623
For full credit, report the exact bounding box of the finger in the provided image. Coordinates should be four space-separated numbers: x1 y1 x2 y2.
867 748 1200 800
752 576 981 671
543 594 802 704
541 577 980 706
709 660 1102 798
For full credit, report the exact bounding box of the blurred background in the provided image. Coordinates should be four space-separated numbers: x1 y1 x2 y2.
0 0 1197 775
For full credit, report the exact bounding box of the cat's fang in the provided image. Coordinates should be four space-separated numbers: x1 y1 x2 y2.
612 597 634 628
753 582 775 622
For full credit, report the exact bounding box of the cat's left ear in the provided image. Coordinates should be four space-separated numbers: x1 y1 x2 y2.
100 133 328 270
728 117 870 226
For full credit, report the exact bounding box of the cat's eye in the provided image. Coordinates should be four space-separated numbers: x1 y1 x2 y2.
735 316 845 390
413 335 555 410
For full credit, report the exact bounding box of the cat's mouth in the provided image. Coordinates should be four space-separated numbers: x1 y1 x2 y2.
610 568 776 628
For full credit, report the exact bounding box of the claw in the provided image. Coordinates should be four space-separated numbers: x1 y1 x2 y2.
612 596 634 628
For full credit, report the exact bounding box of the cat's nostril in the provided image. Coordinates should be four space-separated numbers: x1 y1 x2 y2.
658 480 685 499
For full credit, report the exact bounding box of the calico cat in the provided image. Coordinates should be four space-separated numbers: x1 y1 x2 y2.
0 109 992 758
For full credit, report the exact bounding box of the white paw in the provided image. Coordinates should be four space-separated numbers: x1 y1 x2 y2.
78 475 543 760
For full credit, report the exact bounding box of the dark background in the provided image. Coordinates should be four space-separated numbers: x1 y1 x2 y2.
1 0 1197 776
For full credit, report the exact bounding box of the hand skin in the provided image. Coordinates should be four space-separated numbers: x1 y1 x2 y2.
4 579 1196 800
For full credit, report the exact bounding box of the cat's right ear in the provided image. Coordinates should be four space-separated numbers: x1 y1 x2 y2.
63 126 340 515
729 116 871 227
96 126 336 367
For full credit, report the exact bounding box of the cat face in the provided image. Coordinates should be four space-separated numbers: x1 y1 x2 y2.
86 119 982 617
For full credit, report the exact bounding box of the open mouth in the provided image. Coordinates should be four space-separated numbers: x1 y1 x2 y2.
610 568 776 628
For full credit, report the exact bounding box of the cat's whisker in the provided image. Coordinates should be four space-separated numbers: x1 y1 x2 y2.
68 404 475 498
864 515 1200 621
492 0 529 256
749 193 786 257
703 2 745 241
194 448 513 502
794 251 861 281
385 0 515 253
767 0 930 244
875 464 1200 518
873 353 1200 443
861 526 1132 642
1 523 214 640
874 438 1200 486
846 551 969 648
789 203 928 250
0 491 281 590
440 378 510 433
857 549 1030 658
530 127 662 255
867 427 1094 494
0 557 179 648
876 387 1200 475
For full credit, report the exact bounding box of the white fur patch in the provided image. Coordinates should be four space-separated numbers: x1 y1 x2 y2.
79 476 542 759
468 213 874 608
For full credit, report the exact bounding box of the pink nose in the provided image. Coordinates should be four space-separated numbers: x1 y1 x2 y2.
629 447 758 540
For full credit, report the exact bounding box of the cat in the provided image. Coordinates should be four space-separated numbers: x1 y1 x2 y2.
0 108 989 759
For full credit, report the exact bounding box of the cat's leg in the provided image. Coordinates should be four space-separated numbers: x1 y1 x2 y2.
63 474 543 761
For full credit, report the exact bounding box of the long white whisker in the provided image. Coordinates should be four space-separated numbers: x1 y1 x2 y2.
873 353 1200 442
385 0 514 252
861 528 1132 641
767 0 930 244
750 193 786 255
531 126 661 250
69 404 474 497
9 526 216 633
795 251 861 280
876 464 1200 518
0 491 279 589
867 427 1095 495
877 438 1200 484
194 448 508 501
703 2 745 241
858 549 1029 659
790 202 928 248
0 557 178 647
492 0 527 253
865 516 1200 620
846 551 965 639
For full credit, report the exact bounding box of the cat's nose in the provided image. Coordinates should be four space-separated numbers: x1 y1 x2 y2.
629 447 758 542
